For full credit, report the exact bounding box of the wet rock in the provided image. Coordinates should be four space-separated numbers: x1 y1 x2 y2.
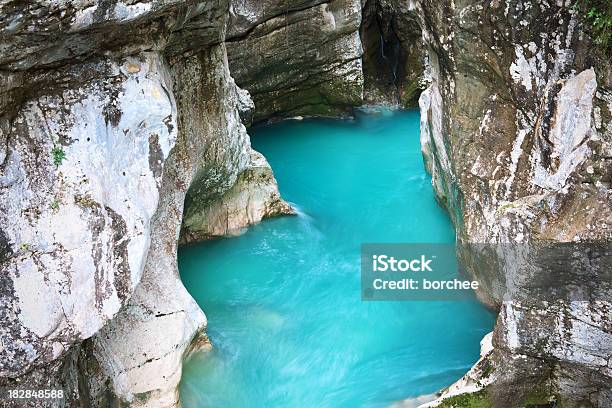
361 0 424 107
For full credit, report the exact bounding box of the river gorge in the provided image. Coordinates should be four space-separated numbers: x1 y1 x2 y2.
0 1 610 407
178 111 495 406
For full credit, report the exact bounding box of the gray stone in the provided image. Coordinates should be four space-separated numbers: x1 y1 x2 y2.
226 0 364 122
0 52 177 380
181 149 294 244
417 0 612 405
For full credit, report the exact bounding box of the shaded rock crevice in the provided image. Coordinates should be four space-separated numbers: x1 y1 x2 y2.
360 0 424 107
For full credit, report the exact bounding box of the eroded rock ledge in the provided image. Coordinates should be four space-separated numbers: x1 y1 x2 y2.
180 148 294 244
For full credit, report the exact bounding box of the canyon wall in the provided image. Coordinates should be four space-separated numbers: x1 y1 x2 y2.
0 1 291 406
418 0 611 406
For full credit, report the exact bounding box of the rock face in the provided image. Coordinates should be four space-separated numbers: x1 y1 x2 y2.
0 1 290 406
181 149 294 243
417 0 612 406
224 0 424 121
225 0 365 122
180 81 294 243
0 52 176 381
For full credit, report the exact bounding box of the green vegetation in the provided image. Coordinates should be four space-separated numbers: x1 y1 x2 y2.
433 371 553 407
50 199 60 210
20 243 31 251
51 145 66 166
437 391 492 408
496 202 516 215
74 194 97 208
481 361 495 379
576 0 612 54
521 382 555 408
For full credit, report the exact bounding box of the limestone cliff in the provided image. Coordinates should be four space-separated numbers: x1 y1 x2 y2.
0 1 287 406
78 44 252 407
417 0 612 406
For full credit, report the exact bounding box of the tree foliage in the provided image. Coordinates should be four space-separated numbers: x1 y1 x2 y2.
576 0 612 54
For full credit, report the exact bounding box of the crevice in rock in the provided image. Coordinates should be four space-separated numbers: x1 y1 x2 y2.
360 0 423 108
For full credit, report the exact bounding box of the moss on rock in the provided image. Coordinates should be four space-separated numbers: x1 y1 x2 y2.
437 391 492 408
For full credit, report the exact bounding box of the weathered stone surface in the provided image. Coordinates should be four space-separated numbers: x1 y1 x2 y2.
0 0 230 123
226 0 364 122
178 70 293 245
236 85 256 126
0 1 291 406
417 0 612 405
0 0 228 70
0 52 177 380
181 149 294 243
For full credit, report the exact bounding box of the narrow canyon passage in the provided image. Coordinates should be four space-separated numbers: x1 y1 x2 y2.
177 110 495 407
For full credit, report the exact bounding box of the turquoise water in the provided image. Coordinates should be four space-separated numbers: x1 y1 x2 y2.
178 110 495 407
